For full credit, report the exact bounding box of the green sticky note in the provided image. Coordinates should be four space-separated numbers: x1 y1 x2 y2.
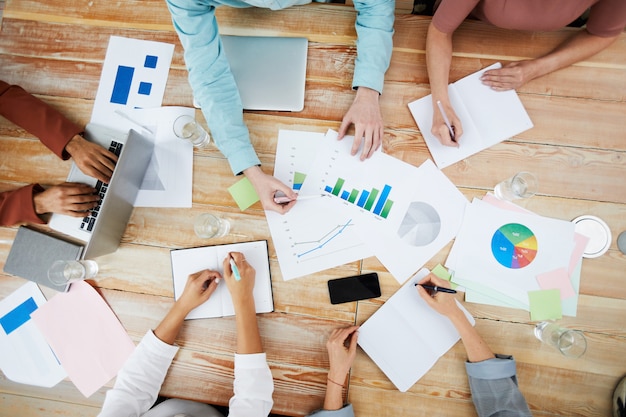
528 289 562 321
228 177 259 211
431 264 458 289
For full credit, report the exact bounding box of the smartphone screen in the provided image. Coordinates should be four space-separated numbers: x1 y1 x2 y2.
327 273 381 304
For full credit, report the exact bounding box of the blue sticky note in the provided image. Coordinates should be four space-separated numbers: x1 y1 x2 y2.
0 297 38 335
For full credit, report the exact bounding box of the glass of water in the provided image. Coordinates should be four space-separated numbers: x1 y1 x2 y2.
494 171 538 201
173 114 211 148
48 260 99 286
194 213 231 239
534 321 587 358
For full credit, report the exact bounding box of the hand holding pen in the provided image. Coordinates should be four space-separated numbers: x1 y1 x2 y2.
434 100 463 147
223 252 256 307
416 273 462 319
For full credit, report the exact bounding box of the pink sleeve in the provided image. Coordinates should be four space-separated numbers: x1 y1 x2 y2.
0 184 46 226
432 0 481 33
586 0 626 37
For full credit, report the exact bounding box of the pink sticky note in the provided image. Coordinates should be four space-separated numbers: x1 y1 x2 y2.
31 281 135 397
569 233 590 275
536 268 576 300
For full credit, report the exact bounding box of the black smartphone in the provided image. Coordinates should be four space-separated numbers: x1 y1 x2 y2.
327 273 381 305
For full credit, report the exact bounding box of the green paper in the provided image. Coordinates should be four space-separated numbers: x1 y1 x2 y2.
228 177 259 211
528 289 562 321
431 264 458 289
453 277 528 310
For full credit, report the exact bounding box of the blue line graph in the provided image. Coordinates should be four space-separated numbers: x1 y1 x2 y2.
295 219 354 258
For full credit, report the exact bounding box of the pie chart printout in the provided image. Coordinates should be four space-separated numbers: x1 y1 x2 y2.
397 202 441 247
491 223 538 269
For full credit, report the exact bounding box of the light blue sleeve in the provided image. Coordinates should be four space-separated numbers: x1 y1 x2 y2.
465 354 533 417
165 0 261 175
306 404 355 417
351 0 395 94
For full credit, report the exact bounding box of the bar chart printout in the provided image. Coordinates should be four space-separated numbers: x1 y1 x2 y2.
324 178 394 219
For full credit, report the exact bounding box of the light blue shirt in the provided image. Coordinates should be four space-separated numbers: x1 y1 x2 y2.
166 0 394 175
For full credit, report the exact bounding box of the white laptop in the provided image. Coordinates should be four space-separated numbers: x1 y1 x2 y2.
49 123 154 259
222 35 308 112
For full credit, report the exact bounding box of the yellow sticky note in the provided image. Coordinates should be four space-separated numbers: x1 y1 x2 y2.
528 289 562 321
228 177 259 211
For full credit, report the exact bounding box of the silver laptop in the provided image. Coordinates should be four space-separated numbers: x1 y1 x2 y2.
222 35 308 112
49 123 154 259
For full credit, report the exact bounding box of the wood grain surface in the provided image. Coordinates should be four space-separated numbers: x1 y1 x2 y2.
0 0 625 416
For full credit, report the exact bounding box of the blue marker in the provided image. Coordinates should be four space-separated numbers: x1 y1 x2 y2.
229 258 241 281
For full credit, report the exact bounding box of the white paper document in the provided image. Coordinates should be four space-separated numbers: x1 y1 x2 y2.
300 131 468 283
358 268 475 392
171 241 274 319
446 199 576 309
266 130 373 280
0 282 66 387
408 63 534 169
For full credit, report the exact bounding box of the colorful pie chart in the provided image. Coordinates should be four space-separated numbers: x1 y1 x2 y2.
491 223 538 269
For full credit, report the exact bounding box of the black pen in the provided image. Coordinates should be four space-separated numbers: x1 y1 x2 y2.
415 283 457 294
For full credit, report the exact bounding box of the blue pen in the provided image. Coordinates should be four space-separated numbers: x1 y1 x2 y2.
229 258 241 281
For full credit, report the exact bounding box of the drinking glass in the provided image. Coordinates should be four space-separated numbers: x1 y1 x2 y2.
173 115 210 148
194 213 230 239
494 172 538 201
48 260 99 286
534 321 587 358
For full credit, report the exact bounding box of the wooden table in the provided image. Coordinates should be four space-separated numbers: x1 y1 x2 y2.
1 1 625 416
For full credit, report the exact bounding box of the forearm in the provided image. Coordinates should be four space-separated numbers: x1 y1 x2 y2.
235 299 263 354
426 22 454 105
448 310 494 363
154 302 191 345
528 30 619 81
323 378 345 410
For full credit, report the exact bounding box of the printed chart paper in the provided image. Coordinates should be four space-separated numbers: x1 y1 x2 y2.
267 130 373 280
0 282 66 387
300 131 468 283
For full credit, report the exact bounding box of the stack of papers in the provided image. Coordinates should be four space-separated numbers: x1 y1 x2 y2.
265 129 469 284
446 194 588 320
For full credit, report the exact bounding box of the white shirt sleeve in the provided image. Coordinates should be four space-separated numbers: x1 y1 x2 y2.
228 353 274 417
98 330 179 417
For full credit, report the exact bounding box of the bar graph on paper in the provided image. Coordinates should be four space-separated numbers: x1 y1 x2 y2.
323 178 394 219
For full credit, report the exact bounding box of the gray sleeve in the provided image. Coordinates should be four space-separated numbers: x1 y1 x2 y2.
465 355 533 417
306 404 355 417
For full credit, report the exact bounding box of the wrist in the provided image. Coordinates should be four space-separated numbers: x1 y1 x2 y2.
355 86 379 100
32 191 47 215
64 134 84 157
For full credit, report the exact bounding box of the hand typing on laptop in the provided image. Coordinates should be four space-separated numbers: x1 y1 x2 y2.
33 183 99 218
65 133 118 183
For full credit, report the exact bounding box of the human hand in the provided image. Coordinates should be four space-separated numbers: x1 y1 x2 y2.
222 252 256 308
480 60 537 91
326 325 359 382
338 87 383 161
244 166 297 214
177 270 221 314
431 100 462 147
33 182 99 216
65 134 118 183
416 273 461 318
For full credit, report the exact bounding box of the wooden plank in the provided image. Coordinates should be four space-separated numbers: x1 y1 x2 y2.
0 394 100 417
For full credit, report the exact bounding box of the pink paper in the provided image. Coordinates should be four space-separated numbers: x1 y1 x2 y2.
569 233 589 275
536 268 576 300
31 281 135 397
482 193 532 214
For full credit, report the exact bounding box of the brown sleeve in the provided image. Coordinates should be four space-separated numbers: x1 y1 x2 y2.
0 184 46 227
0 80 82 160
586 0 626 37
432 0 481 34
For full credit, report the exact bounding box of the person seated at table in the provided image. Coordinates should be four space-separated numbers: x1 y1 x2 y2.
165 0 394 214
426 0 626 146
98 252 274 417
416 273 533 417
0 81 118 226
307 325 360 417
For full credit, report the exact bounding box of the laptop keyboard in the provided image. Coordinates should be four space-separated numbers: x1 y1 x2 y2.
79 140 123 233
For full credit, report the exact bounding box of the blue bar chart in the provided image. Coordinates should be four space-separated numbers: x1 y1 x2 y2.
324 178 394 219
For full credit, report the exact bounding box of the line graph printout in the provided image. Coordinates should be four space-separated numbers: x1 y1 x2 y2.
267 130 373 280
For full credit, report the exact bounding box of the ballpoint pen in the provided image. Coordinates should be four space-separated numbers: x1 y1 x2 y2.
229 257 241 281
415 283 457 294
273 191 325 204
436 100 456 143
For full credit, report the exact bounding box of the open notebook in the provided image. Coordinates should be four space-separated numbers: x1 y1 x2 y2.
171 240 273 319
358 268 474 392
408 62 534 169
